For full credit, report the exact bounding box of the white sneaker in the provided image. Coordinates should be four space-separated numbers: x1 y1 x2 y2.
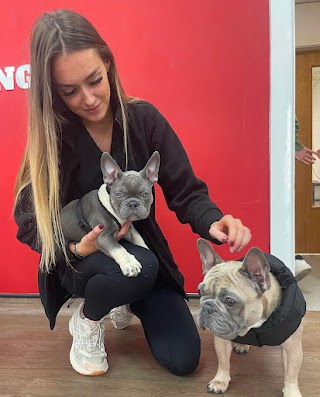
109 305 134 330
69 302 108 376
295 255 312 282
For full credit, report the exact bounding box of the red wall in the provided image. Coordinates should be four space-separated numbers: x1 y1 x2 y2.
0 0 270 294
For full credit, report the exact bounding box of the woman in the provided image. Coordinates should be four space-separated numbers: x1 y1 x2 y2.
14 9 251 377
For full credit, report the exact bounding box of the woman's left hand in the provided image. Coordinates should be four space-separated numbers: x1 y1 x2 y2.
209 214 252 253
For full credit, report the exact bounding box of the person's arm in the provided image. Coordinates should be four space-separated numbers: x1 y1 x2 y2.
14 184 128 261
295 117 304 151
295 116 317 165
143 104 251 252
68 222 131 258
14 184 41 252
14 185 80 264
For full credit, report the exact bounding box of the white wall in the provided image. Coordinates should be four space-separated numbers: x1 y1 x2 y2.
296 2 320 48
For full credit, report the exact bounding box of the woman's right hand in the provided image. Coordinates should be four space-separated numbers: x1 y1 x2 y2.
68 221 131 257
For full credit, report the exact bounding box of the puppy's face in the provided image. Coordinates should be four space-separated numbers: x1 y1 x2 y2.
196 239 271 340
101 151 160 221
109 173 153 221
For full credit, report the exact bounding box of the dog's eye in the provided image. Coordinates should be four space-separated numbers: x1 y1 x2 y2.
142 191 150 198
116 192 123 199
225 297 237 307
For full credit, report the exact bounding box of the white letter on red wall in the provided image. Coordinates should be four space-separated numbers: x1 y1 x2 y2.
0 66 15 91
16 65 31 89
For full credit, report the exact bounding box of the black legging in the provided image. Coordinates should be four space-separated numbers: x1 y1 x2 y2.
59 242 200 375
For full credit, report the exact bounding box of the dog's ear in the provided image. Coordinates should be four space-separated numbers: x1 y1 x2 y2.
140 151 160 184
196 238 224 275
101 152 123 185
239 247 271 295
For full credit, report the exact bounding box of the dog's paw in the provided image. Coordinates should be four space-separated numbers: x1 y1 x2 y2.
119 255 142 277
233 343 250 354
207 378 230 394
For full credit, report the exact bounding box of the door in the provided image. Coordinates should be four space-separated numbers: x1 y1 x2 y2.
295 51 320 253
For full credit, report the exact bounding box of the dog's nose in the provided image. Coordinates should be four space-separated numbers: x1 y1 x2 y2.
128 201 139 209
203 302 214 315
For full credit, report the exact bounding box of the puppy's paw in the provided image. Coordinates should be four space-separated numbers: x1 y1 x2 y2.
207 378 230 394
233 343 250 354
119 255 142 277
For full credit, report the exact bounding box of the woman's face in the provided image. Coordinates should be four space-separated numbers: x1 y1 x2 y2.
52 48 111 124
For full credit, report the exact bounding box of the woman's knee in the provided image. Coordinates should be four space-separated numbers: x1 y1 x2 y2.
154 336 201 376
83 252 158 313
140 254 159 286
171 356 200 376
124 244 159 284
83 246 158 285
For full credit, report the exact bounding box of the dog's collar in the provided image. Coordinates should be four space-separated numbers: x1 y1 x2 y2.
75 186 123 234
97 185 124 229
76 199 92 233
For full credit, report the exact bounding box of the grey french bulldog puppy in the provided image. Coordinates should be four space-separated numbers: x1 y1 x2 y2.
60 151 160 277
196 238 304 397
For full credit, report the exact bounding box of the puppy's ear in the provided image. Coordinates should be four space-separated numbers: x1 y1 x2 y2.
196 238 224 275
239 247 271 295
101 152 123 185
140 151 160 184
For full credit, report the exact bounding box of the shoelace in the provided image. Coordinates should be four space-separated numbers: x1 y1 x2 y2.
75 321 106 357
85 322 104 354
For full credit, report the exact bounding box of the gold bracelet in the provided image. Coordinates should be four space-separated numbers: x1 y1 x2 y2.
73 242 86 259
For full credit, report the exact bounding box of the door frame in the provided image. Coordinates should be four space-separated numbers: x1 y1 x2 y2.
270 0 295 271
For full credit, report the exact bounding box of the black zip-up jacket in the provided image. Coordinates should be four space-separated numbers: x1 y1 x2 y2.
14 99 223 329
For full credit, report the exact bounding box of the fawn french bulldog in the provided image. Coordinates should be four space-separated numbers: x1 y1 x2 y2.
196 238 305 397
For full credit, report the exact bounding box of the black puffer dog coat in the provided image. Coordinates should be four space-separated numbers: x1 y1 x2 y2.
232 253 306 347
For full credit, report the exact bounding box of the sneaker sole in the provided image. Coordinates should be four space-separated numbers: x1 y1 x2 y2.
69 314 109 376
111 318 133 330
69 353 109 376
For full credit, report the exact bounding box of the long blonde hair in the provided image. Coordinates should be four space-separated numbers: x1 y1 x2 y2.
14 9 132 273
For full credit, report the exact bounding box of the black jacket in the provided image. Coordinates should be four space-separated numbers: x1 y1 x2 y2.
232 253 306 347
14 99 223 329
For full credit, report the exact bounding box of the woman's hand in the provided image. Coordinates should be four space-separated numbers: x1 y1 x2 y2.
68 221 132 257
115 221 131 241
209 214 252 253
